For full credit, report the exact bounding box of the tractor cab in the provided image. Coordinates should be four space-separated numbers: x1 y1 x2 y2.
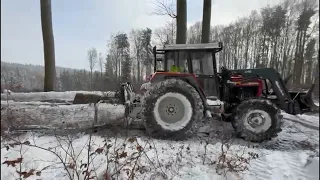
152 42 223 98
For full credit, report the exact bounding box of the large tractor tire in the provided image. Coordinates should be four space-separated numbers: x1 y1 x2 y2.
142 79 204 140
231 99 282 142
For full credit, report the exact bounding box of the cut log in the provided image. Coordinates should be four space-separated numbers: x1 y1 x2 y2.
1 91 116 102
73 92 121 104
1 101 126 132
73 93 101 104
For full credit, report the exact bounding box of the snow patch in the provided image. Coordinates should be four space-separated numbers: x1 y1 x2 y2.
1 112 319 180
243 151 316 180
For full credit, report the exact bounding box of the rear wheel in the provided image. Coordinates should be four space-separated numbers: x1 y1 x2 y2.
142 79 204 140
231 99 282 142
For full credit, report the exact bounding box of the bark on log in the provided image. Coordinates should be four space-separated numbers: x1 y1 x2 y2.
1 101 126 132
1 91 116 102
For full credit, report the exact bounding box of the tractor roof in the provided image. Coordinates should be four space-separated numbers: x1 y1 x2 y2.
158 42 222 51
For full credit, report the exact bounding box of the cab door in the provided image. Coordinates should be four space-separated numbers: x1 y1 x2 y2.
190 51 219 98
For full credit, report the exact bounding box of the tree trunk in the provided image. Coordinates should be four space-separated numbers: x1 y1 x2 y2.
137 50 141 83
1 101 126 131
265 41 270 67
201 0 211 43
281 45 290 78
146 46 152 77
271 37 278 69
314 49 319 85
90 70 93 90
171 19 175 44
40 0 56 92
293 31 301 83
253 36 258 68
222 47 226 67
281 40 288 76
260 33 266 68
254 37 260 68
176 0 187 44
300 30 308 83
244 38 250 68
305 59 313 84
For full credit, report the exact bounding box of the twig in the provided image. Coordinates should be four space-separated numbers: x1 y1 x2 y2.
3 135 74 180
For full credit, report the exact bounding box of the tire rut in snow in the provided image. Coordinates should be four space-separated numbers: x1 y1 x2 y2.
256 119 319 153
245 151 312 180
260 139 319 152
5 113 319 153
4 121 146 138
194 116 319 152
283 117 319 130
247 158 273 180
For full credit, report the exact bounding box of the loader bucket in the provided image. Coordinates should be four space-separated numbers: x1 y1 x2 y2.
289 84 319 114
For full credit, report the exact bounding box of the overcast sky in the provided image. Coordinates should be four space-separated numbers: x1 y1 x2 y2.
1 0 281 70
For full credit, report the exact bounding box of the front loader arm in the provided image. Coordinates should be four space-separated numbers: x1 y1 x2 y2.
231 68 292 110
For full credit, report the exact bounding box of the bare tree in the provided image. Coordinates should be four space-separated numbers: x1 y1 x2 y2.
107 35 119 82
152 0 177 18
151 0 177 45
141 28 153 77
40 0 56 92
293 0 316 84
130 29 144 84
304 38 316 84
187 21 202 44
98 52 104 78
88 48 98 90
154 20 176 45
243 11 258 68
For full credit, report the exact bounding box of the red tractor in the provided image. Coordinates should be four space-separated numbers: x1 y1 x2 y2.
131 42 318 142
75 42 317 142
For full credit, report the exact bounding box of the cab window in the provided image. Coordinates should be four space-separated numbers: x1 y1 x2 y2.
166 51 188 72
191 51 214 75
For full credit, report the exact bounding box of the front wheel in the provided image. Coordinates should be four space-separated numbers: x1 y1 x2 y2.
231 99 282 142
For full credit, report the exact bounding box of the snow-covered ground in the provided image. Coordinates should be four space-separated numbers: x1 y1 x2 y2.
1 91 319 180
1 111 319 180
